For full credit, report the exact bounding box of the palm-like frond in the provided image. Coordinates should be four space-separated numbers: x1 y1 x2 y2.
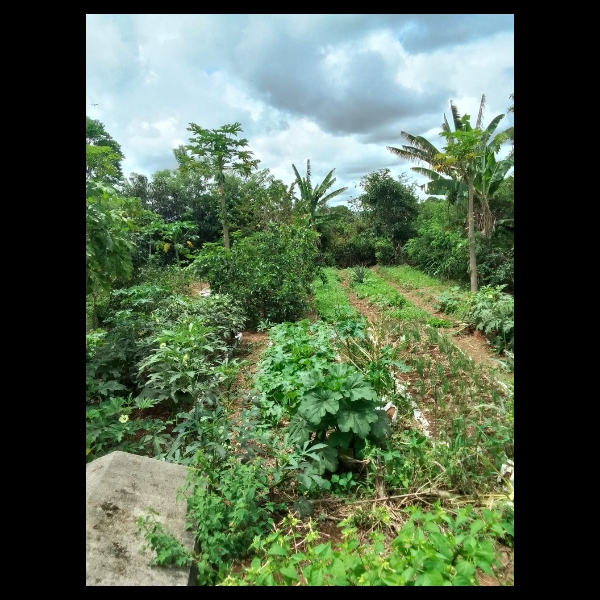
484 114 505 138
450 101 464 131
425 177 468 196
476 94 486 129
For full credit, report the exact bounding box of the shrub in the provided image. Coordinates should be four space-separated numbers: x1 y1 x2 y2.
189 224 319 327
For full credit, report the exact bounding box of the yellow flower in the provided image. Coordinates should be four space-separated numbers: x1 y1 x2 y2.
183 354 189 362
163 243 171 253
186 240 193 248
119 415 129 424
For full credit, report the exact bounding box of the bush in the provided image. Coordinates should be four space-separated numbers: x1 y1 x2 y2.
374 239 404 266
404 225 468 283
330 233 378 268
189 224 320 328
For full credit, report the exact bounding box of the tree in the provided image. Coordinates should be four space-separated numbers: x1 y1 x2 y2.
291 160 348 229
183 123 260 250
387 95 512 292
355 169 419 247
86 116 125 185
86 182 135 327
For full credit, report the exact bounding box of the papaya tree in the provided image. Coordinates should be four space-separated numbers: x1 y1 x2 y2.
183 123 260 250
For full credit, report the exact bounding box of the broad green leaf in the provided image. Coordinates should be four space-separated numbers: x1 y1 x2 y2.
314 445 338 474
429 532 452 559
288 413 310 444
470 519 485 536
312 542 332 558
423 569 445 586
293 496 313 518
455 559 475 579
299 388 341 425
298 370 323 389
424 521 440 534
451 574 472 586
279 565 299 581
369 411 392 440
267 544 289 556
337 400 378 438
327 430 353 449
342 371 378 402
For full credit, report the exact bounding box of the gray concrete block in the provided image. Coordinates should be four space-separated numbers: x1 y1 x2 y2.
86 451 196 586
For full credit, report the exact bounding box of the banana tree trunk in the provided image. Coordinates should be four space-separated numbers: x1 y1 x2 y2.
467 178 478 293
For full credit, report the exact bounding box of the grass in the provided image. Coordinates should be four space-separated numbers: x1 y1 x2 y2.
312 268 361 323
345 268 431 322
375 265 459 292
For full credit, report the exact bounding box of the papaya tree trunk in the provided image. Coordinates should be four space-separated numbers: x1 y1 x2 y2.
219 187 230 250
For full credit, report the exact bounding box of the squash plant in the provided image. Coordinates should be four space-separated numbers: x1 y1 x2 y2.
288 363 391 475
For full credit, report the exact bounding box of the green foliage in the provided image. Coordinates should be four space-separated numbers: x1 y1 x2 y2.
253 320 338 425
183 122 260 249
349 269 429 322
86 182 135 297
311 267 361 324
426 317 454 328
289 363 391 473
377 265 446 290
136 319 230 407
351 264 369 283
435 286 471 318
375 238 404 265
469 286 514 353
137 510 193 568
290 159 348 228
189 223 320 327
329 232 378 268
355 169 419 246
436 285 514 353
86 395 170 462
333 315 410 395
404 223 468 283
86 116 125 185
222 505 512 586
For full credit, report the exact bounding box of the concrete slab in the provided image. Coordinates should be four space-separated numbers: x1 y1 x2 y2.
86 451 196 586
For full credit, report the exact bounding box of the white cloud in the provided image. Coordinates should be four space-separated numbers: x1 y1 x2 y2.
86 14 514 204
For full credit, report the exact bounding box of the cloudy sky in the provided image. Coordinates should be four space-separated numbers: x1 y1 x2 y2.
86 14 514 206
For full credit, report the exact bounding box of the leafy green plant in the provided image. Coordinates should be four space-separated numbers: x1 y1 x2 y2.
253 320 337 425
189 223 319 327
469 286 514 353
137 318 230 407
86 395 170 461
351 264 369 284
137 509 193 568
312 267 361 324
427 317 454 328
221 504 513 586
287 363 391 474
436 286 472 318
333 315 410 395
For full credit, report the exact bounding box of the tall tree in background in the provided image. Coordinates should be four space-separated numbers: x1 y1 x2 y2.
388 95 512 292
183 123 260 250
356 169 419 247
86 116 125 185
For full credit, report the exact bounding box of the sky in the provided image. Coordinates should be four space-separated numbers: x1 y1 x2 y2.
86 14 514 206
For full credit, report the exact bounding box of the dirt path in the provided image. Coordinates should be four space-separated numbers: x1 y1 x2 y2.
369 267 513 387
